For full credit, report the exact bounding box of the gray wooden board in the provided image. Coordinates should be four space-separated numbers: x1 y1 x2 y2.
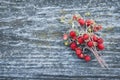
0 0 120 80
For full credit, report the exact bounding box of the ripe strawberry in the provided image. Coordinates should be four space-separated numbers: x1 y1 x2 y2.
84 55 91 62
78 53 84 59
97 43 105 50
69 31 76 38
87 41 94 47
93 25 102 32
78 36 84 44
85 19 93 27
78 18 85 26
83 34 89 40
70 42 77 50
96 25 102 31
98 25 102 30
75 47 82 55
97 38 104 44
92 35 98 42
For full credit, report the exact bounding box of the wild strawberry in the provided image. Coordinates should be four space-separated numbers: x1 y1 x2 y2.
93 27 97 32
72 36 77 40
96 25 102 31
69 31 76 38
84 55 91 62
83 34 89 40
96 27 100 31
94 25 102 32
78 36 84 44
97 38 104 44
97 43 105 50
70 42 77 50
85 19 93 27
75 47 82 55
63 34 68 40
78 18 85 26
92 35 98 42
98 25 102 30
87 41 94 47
78 53 84 59
73 15 77 20
93 26 98 32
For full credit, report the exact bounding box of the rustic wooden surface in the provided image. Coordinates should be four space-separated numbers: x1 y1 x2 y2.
0 0 120 80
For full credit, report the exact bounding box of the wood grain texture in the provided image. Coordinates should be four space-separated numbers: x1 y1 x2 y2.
0 0 120 80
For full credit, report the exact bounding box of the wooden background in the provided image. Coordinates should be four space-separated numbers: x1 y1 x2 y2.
0 0 120 80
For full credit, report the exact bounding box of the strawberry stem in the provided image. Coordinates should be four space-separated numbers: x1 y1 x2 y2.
93 47 108 68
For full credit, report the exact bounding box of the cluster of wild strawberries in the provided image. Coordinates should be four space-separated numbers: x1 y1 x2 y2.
63 14 108 68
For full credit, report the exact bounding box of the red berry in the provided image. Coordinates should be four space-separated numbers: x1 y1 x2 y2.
78 18 85 26
87 41 94 47
78 36 84 44
78 53 84 59
97 38 104 44
96 26 100 31
75 47 82 55
84 55 91 62
85 19 93 27
69 31 76 38
93 26 99 32
72 36 77 40
92 35 98 42
98 25 102 30
83 34 89 40
63 34 68 40
97 44 105 50
96 25 102 31
70 42 77 50
73 15 77 20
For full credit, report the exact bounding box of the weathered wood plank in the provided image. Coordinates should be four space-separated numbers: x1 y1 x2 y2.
0 0 120 79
